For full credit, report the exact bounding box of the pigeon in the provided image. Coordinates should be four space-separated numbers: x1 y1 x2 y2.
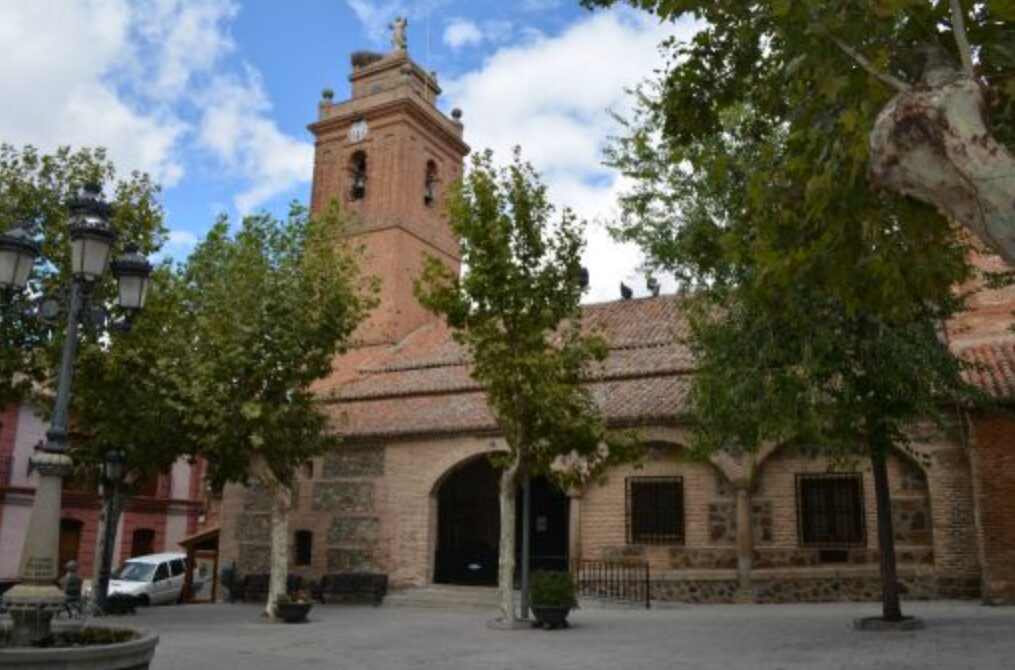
646 276 660 297
620 282 633 300
577 266 590 289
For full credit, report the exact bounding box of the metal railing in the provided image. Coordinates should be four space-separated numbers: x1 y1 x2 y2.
571 559 650 609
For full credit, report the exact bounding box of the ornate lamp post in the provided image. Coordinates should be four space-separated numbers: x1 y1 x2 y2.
0 183 152 645
95 448 125 613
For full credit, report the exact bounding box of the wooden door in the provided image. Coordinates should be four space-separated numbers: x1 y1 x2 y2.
58 519 84 571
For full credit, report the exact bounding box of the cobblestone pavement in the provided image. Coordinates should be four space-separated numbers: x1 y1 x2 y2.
129 599 1015 670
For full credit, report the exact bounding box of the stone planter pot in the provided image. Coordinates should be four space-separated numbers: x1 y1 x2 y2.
276 602 312 623
531 605 572 630
0 627 159 670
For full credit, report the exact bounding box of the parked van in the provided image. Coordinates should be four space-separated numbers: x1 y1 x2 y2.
108 552 187 606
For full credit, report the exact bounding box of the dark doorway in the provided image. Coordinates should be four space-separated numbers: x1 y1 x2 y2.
58 519 83 570
435 457 500 585
434 457 569 586
516 476 570 574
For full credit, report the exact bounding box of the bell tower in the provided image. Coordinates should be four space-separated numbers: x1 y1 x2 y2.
309 30 469 345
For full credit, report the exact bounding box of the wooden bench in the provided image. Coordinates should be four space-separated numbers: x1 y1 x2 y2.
314 573 388 605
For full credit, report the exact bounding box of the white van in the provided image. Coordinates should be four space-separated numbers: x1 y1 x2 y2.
108 552 188 606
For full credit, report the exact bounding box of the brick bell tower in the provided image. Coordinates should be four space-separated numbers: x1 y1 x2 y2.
308 28 469 345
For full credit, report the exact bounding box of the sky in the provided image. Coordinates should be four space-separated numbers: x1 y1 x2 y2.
0 0 698 302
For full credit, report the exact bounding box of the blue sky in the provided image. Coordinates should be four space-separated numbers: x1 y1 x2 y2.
0 0 698 301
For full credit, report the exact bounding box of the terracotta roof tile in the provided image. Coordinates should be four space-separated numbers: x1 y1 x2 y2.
319 295 1015 439
958 339 1015 401
322 296 692 438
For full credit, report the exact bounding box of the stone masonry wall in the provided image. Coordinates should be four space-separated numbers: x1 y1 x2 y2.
215 423 983 602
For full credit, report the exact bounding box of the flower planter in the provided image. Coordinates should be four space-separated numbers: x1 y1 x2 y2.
276 602 312 624
531 605 572 630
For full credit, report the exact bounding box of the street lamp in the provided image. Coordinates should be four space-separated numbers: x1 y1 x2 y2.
95 449 126 613
111 245 153 311
0 183 153 645
0 225 40 291
68 182 115 282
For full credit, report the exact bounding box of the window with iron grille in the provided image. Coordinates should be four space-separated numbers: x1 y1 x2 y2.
626 477 684 544
796 473 866 548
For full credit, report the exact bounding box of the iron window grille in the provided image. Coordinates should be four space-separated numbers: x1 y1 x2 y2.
626 476 684 545
796 473 866 548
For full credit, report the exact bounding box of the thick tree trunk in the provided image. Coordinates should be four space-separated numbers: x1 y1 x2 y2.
252 455 292 620
497 456 520 624
267 488 290 618
870 442 903 622
869 77 1015 266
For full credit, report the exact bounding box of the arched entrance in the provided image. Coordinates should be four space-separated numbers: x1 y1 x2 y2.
433 456 569 586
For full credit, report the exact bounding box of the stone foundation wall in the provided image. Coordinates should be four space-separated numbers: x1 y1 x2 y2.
645 569 980 604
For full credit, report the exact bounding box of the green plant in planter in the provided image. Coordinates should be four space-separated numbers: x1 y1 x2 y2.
275 591 312 605
531 571 577 609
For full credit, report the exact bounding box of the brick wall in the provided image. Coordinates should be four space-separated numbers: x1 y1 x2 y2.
971 413 1015 604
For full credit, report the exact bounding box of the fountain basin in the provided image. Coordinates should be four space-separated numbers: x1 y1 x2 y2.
0 627 158 670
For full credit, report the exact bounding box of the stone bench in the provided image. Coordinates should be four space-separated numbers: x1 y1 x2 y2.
235 573 303 603
314 572 388 605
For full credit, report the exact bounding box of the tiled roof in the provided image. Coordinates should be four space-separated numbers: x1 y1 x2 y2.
958 339 1015 401
321 296 693 438
319 295 1015 440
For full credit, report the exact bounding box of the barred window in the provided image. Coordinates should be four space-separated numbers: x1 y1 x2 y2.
796 474 866 548
294 530 313 566
626 477 684 544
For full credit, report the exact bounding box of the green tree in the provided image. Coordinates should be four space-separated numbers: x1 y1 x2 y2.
181 203 374 618
605 90 980 622
70 267 203 569
0 144 163 411
585 0 1015 264
0 144 200 602
415 149 636 623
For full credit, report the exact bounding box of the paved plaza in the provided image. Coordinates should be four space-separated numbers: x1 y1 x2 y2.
128 599 1015 670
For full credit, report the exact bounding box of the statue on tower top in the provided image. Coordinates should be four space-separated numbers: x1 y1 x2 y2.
390 16 408 53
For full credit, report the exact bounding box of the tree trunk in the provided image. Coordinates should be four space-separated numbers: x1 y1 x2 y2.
497 456 520 624
519 470 532 620
870 441 903 622
869 77 1015 266
252 455 292 620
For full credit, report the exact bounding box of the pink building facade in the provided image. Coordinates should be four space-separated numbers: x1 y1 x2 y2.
0 403 205 582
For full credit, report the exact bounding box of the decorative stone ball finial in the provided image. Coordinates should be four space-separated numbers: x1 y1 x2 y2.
390 16 408 52
321 88 334 101
451 108 463 121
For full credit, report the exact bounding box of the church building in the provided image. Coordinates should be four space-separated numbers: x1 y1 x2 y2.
213 37 1015 605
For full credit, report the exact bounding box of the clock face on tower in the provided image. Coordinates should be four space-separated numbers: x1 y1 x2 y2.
348 120 369 143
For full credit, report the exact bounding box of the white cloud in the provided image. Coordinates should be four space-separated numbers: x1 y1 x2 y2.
0 0 309 213
443 18 483 49
0 0 185 185
127 0 239 101
196 68 313 213
165 229 198 248
444 11 699 302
